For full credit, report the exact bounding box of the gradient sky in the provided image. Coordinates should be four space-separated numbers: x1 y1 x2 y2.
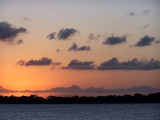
0 0 160 91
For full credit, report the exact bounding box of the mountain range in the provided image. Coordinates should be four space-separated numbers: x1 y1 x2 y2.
0 85 160 94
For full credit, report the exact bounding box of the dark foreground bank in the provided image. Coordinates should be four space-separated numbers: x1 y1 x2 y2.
0 92 160 104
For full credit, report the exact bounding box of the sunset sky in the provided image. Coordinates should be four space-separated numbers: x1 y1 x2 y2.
0 0 160 92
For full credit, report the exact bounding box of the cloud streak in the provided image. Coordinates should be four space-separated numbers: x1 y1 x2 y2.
47 32 56 40
16 39 23 45
22 17 30 21
97 57 160 70
88 33 100 42
62 59 95 70
25 57 52 66
68 43 91 51
143 9 151 14
127 11 135 16
142 24 150 29
16 57 63 68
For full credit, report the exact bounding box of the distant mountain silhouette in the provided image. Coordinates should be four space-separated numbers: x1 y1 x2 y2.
0 85 160 94
44 85 160 93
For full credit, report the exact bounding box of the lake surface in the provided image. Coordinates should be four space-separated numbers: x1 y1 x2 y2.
0 104 160 120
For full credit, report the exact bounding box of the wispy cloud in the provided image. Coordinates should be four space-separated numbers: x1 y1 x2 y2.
56 49 61 53
88 33 101 42
97 57 160 70
47 32 56 40
142 24 150 29
68 43 91 51
16 39 23 45
22 17 30 21
62 59 95 70
143 9 151 14
127 11 135 16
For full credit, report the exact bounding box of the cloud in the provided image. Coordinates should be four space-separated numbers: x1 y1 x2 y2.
0 22 27 44
155 40 160 44
50 67 55 70
103 35 127 45
135 35 155 47
25 57 52 66
143 9 151 14
47 32 56 39
22 17 30 21
142 24 150 29
56 49 61 52
17 58 62 68
62 59 95 70
97 57 160 70
16 39 23 45
88 33 101 41
68 43 91 51
52 62 62 66
57 28 77 40
127 11 135 16
47 28 78 40
16 60 25 66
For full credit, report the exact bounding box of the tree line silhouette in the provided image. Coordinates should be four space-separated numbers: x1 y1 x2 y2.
0 92 160 104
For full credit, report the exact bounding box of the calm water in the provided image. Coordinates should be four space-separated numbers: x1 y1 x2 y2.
0 104 160 120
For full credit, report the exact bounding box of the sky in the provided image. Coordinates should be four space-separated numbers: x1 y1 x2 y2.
0 0 160 93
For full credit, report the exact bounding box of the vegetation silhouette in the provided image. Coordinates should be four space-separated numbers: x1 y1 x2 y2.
0 93 160 104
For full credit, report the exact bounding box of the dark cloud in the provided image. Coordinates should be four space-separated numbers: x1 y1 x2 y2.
52 62 62 66
16 39 23 45
88 33 100 41
56 49 61 52
135 35 155 47
78 46 91 51
0 22 27 43
47 32 56 39
97 57 160 70
57 28 77 40
16 60 25 66
143 9 151 14
127 12 135 16
68 43 91 51
142 24 150 29
25 57 52 66
62 59 95 70
103 35 127 45
17 58 62 68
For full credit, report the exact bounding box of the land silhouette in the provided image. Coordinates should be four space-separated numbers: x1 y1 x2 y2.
0 92 160 104
1 85 160 93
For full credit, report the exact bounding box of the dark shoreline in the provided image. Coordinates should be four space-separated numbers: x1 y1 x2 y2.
0 92 160 104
